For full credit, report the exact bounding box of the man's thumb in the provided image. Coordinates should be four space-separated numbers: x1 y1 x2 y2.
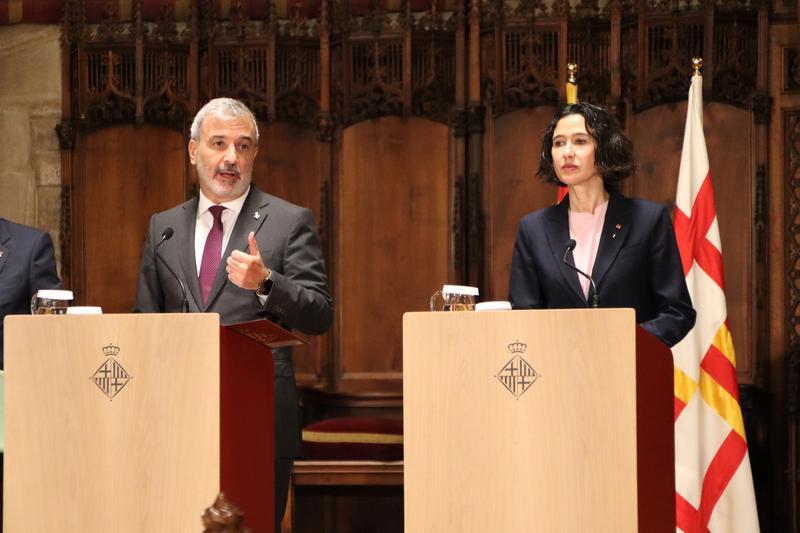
248 232 260 256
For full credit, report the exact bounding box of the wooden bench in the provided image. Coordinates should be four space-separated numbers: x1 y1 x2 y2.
281 460 404 533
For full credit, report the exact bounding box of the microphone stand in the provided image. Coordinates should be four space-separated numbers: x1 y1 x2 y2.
155 230 190 313
562 240 599 308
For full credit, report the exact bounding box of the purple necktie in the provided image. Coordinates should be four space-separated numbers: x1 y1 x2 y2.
199 205 226 304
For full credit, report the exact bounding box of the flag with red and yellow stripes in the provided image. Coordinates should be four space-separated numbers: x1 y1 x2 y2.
671 69 759 532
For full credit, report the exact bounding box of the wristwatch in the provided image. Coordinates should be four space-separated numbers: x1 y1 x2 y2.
256 268 274 296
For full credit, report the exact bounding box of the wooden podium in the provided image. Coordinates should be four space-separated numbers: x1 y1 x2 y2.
4 313 299 532
403 309 675 532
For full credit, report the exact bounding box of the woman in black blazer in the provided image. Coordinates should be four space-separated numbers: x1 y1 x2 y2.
508 102 696 347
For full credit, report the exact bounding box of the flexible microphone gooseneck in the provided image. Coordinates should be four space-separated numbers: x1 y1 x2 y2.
155 227 190 313
562 239 600 308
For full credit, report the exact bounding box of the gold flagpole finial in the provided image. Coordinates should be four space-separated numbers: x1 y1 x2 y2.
567 62 578 84
566 63 579 104
692 57 703 76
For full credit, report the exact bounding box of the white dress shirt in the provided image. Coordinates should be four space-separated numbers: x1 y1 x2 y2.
194 187 249 276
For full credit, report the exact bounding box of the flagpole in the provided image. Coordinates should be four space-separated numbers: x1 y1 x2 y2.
557 63 578 203
566 62 578 104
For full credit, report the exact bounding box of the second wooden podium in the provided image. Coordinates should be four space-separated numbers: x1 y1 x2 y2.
403 308 675 532
4 313 292 532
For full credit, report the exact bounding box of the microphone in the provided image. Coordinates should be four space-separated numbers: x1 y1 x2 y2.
562 239 599 308
155 227 189 313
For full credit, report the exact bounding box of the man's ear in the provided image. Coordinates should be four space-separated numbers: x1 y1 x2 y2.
188 139 197 164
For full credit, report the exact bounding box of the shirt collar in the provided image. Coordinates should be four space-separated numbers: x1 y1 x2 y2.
197 186 250 219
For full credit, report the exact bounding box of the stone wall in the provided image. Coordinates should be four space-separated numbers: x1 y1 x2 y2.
0 24 62 265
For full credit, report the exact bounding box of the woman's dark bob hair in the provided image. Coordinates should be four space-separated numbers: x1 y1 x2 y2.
537 102 636 187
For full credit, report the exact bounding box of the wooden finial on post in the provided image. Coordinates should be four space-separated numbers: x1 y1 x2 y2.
201 492 249 532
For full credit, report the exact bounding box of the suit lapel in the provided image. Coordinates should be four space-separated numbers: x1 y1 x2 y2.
203 188 271 310
177 198 203 310
0 220 9 278
591 191 632 290
544 199 586 305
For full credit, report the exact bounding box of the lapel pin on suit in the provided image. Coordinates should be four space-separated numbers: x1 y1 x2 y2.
254 211 260 220
612 223 622 239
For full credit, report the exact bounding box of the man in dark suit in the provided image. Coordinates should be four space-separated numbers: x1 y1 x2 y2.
134 98 333 531
0 218 61 366
0 217 61 530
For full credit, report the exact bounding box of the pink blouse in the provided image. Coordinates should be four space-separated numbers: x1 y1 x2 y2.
568 200 609 299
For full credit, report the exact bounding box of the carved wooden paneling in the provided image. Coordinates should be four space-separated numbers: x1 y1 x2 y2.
713 10 759 107
344 38 406 124
785 108 800 533
501 24 560 110
483 106 557 301
786 108 800 378
412 33 456 122
81 48 139 125
141 47 191 125
786 47 800 92
208 41 272 119
474 0 761 117
568 19 611 106
336 117 450 392
276 39 321 126
479 0 565 115
76 125 186 312
620 16 639 102
213 46 269 98
68 2 195 132
637 11 705 108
